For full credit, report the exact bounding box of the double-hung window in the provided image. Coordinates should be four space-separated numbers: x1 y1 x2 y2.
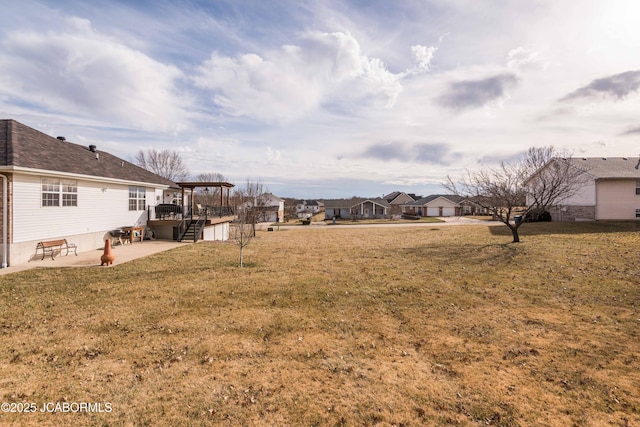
636 180 640 195
129 186 146 211
42 178 77 207
61 180 78 206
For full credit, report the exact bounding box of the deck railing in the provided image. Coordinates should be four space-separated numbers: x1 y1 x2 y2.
150 204 234 220
151 204 183 220
203 205 235 217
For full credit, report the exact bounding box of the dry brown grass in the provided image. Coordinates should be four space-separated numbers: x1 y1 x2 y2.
0 222 639 426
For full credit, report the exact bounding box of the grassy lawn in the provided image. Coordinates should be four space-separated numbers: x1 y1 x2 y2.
0 222 639 426
326 216 445 225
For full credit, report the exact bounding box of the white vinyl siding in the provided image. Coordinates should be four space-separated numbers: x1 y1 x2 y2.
13 174 157 243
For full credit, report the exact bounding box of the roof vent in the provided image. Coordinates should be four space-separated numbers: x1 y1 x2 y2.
57 136 66 141
89 145 97 152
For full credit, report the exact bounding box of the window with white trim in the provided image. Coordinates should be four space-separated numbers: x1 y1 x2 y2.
636 209 640 218
636 180 640 195
61 180 77 206
129 186 146 211
41 178 77 207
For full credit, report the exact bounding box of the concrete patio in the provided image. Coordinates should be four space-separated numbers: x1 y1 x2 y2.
0 240 188 276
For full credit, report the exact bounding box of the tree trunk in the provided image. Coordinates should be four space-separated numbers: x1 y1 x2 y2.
239 246 244 268
511 226 520 243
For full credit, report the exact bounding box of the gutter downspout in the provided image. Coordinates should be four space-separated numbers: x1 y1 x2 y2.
1 174 7 268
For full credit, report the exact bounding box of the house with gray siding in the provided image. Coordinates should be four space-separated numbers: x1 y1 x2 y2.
324 197 390 219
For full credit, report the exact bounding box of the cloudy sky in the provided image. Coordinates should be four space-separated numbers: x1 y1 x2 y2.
1 0 639 198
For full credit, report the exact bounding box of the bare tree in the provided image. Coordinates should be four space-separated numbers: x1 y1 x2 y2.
445 146 587 243
232 211 254 268
282 197 300 222
134 148 190 182
231 179 265 267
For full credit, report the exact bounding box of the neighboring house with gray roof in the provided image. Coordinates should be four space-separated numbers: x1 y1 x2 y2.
382 191 416 204
0 119 183 267
324 197 390 219
382 191 416 215
527 157 640 221
402 195 465 217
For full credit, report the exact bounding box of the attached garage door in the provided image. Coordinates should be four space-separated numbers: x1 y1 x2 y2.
426 207 439 216
442 207 456 217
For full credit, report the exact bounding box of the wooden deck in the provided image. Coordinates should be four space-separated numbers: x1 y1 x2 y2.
147 215 236 227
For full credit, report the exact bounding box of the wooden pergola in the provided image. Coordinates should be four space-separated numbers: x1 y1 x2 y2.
176 181 235 214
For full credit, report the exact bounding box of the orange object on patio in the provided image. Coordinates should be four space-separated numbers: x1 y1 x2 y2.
100 239 115 266
121 226 144 243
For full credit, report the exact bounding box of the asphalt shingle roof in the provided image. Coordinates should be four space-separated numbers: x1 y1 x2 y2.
567 157 640 179
322 197 390 208
406 194 465 206
1 119 177 187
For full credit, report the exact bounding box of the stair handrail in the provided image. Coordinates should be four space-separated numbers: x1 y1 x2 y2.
176 206 194 242
191 209 208 242
178 206 208 242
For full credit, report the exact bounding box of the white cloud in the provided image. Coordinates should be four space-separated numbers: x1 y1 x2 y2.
0 17 187 132
2 0 640 198
506 46 547 71
192 31 405 123
266 147 282 164
411 45 437 71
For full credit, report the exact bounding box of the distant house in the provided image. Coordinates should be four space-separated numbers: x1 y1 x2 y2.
526 157 640 221
382 191 416 215
323 198 357 220
248 193 285 223
402 195 464 217
0 119 235 267
459 197 490 216
295 199 324 219
324 197 390 219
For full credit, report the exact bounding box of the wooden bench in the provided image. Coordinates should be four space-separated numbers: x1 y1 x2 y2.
35 239 78 260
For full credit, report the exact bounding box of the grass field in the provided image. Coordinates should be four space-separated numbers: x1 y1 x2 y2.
0 222 639 426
